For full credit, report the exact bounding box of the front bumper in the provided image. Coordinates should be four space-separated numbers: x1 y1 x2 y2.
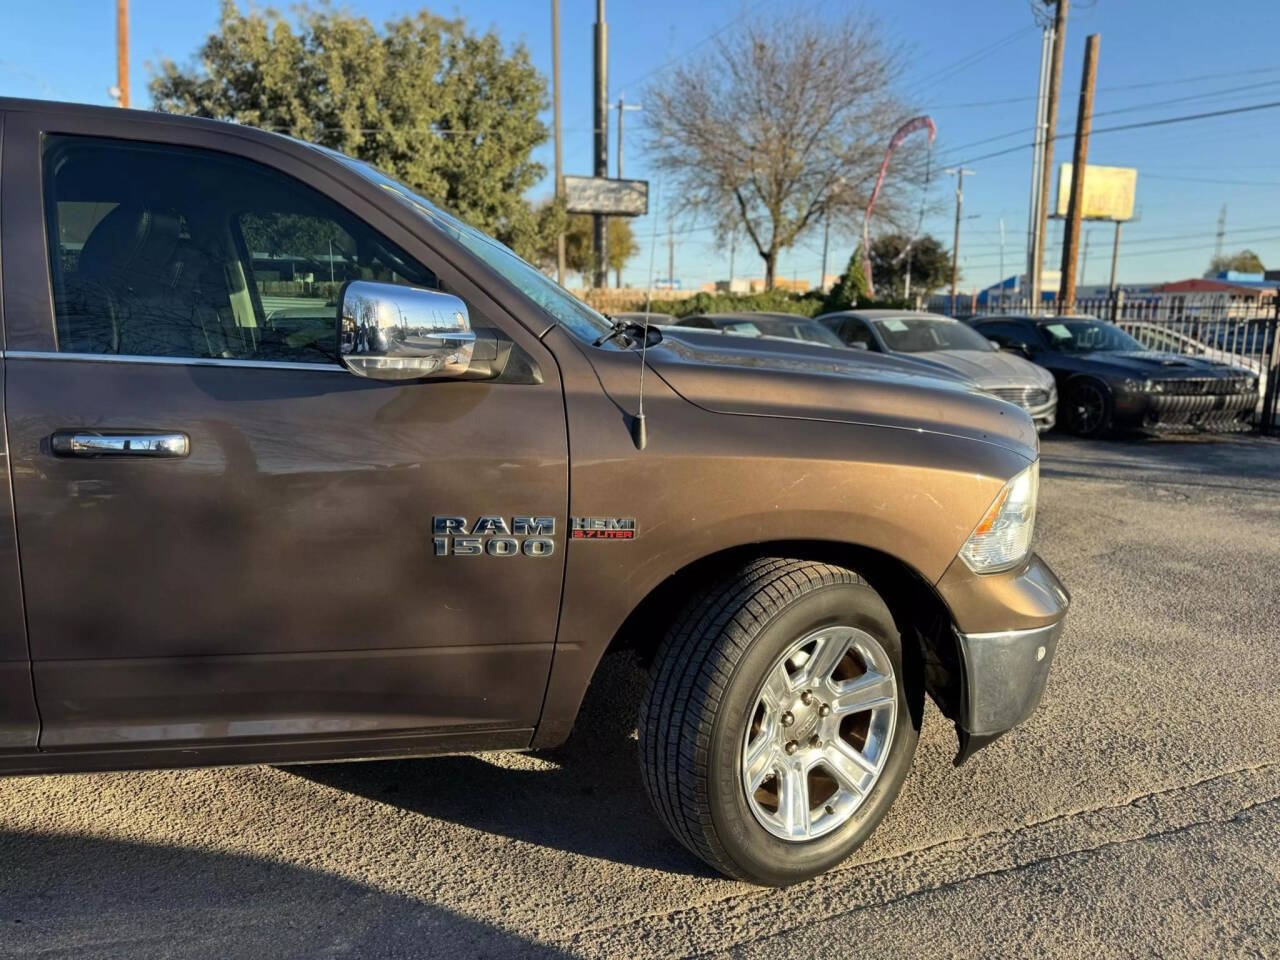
953 620 1063 762
1113 389 1256 432
934 552 1070 764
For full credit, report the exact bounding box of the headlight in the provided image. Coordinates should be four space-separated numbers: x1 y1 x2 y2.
1122 378 1163 393
959 461 1039 574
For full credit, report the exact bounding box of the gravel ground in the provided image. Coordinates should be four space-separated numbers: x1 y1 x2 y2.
1 433 1278 959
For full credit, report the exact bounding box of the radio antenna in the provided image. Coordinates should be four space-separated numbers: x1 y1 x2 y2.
633 180 662 450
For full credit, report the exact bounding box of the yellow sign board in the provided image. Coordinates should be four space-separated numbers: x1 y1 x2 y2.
1055 164 1137 221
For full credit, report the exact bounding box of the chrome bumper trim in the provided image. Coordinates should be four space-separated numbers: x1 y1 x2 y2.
955 619 1063 738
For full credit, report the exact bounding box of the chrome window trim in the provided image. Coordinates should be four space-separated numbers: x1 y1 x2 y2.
4 351 343 373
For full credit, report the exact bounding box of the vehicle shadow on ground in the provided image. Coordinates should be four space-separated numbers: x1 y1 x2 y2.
292 653 716 879
0 831 576 960
1040 433 1280 489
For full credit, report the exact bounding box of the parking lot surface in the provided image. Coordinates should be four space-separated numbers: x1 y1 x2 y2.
1 434 1278 959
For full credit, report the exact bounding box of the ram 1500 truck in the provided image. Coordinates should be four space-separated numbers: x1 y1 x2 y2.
0 99 1068 885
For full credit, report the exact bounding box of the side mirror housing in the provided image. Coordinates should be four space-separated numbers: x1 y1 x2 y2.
339 280 477 381
987 338 1001 352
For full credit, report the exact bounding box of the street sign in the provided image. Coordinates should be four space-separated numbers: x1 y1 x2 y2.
564 176 649 216
1055 164 1137 222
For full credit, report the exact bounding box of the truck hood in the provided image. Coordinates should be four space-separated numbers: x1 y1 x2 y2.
896 349 1057 390
647 330 1039 459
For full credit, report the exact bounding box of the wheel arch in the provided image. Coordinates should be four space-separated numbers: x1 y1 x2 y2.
538 539 966 748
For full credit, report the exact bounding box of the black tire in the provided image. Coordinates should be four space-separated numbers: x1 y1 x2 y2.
638 557 920 886
1062 377 1113 437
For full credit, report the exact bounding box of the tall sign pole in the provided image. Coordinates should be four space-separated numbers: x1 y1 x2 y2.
1059 34 1100 311
592 0 609 288
1034 0 1068 306
116 0 129 107
552 0 565 286
946 168 975 315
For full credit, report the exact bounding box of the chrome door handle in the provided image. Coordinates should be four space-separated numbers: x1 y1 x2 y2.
50 431 190 458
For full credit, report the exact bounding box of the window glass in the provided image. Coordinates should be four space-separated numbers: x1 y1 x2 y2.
1036 318 1144 353
870 316 994 353
837 318 878 350
976 320 1035 348
43 136 439 363
321 148 616 343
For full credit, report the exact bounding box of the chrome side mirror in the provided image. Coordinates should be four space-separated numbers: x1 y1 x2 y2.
988 338 1001 351
339 280 475 381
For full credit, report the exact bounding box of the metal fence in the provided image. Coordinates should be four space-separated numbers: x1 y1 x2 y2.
936 295 1280 433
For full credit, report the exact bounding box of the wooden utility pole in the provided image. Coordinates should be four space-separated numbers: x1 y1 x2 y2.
1034 0 1067 302
946 167 974 314
1109 220 1122 293
552 0 565 286
115 0 129 107
592 0 609 288
1059 33 1100 310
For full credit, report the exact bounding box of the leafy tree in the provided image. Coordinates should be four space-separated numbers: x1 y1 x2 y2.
824 246 873 312
645 11 916 290
869 233 952 300
150 2 551 259
1205 249 1265 276
539 215 638 285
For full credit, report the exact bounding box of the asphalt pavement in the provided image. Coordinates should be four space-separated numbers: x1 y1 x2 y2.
1 433 1278 959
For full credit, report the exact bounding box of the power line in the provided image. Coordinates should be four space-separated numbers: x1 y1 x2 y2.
926 63 1280 110
950 99 1280 167
928 81 1280 168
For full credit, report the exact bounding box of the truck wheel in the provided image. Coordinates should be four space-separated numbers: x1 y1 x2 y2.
639 558 919 885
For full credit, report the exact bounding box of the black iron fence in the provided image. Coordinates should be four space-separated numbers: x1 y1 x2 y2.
938 295 1280 434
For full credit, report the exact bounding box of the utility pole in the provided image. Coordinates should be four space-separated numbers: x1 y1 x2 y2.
552 0 565 286
820 215 831 292
1058 33 1099 311
1213 203 1227 265
592 0 609 288
999 217 1006 307
615 95 642 179
113 0 129 107
1080 228 1092 288
1109 220 1122 293
947 168 974 314
667 217 674 290
1034 0 1068 306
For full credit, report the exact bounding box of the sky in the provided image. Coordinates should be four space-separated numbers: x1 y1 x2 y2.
4 0 1280 292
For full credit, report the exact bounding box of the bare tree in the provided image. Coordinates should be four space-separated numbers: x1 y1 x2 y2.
646 11 917 289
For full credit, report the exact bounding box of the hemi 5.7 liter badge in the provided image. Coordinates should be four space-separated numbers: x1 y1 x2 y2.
571 517 637 540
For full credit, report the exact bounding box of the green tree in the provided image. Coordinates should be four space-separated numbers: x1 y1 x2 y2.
541 215 639 286
824 246 872 312
150 2 551 259
869 233 952 300
1205 249 1265 276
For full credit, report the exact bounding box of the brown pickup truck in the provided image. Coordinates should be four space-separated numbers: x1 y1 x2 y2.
0 98 1068 885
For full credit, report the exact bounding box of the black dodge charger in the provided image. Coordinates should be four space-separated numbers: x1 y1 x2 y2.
970 314 1258 436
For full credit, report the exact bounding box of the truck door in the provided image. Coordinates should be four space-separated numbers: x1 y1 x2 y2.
0 112 41 754
0 110 567 758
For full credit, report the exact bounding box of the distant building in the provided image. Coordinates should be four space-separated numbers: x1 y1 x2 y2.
712 277 811 294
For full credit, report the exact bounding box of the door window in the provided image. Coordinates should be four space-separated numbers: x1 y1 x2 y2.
839 317 879 350
43 136 440 364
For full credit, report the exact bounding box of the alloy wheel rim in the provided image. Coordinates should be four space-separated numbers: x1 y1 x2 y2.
1070 384 1106 433
740 626 897 842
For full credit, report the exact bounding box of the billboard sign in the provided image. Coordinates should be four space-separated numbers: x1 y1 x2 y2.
564 176 649 216
1055 164 1137 221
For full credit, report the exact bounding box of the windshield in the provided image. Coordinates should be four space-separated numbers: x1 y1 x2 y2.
1038 318 1144 353
721 318 846 348
871 315 994 353
323 149 614 341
